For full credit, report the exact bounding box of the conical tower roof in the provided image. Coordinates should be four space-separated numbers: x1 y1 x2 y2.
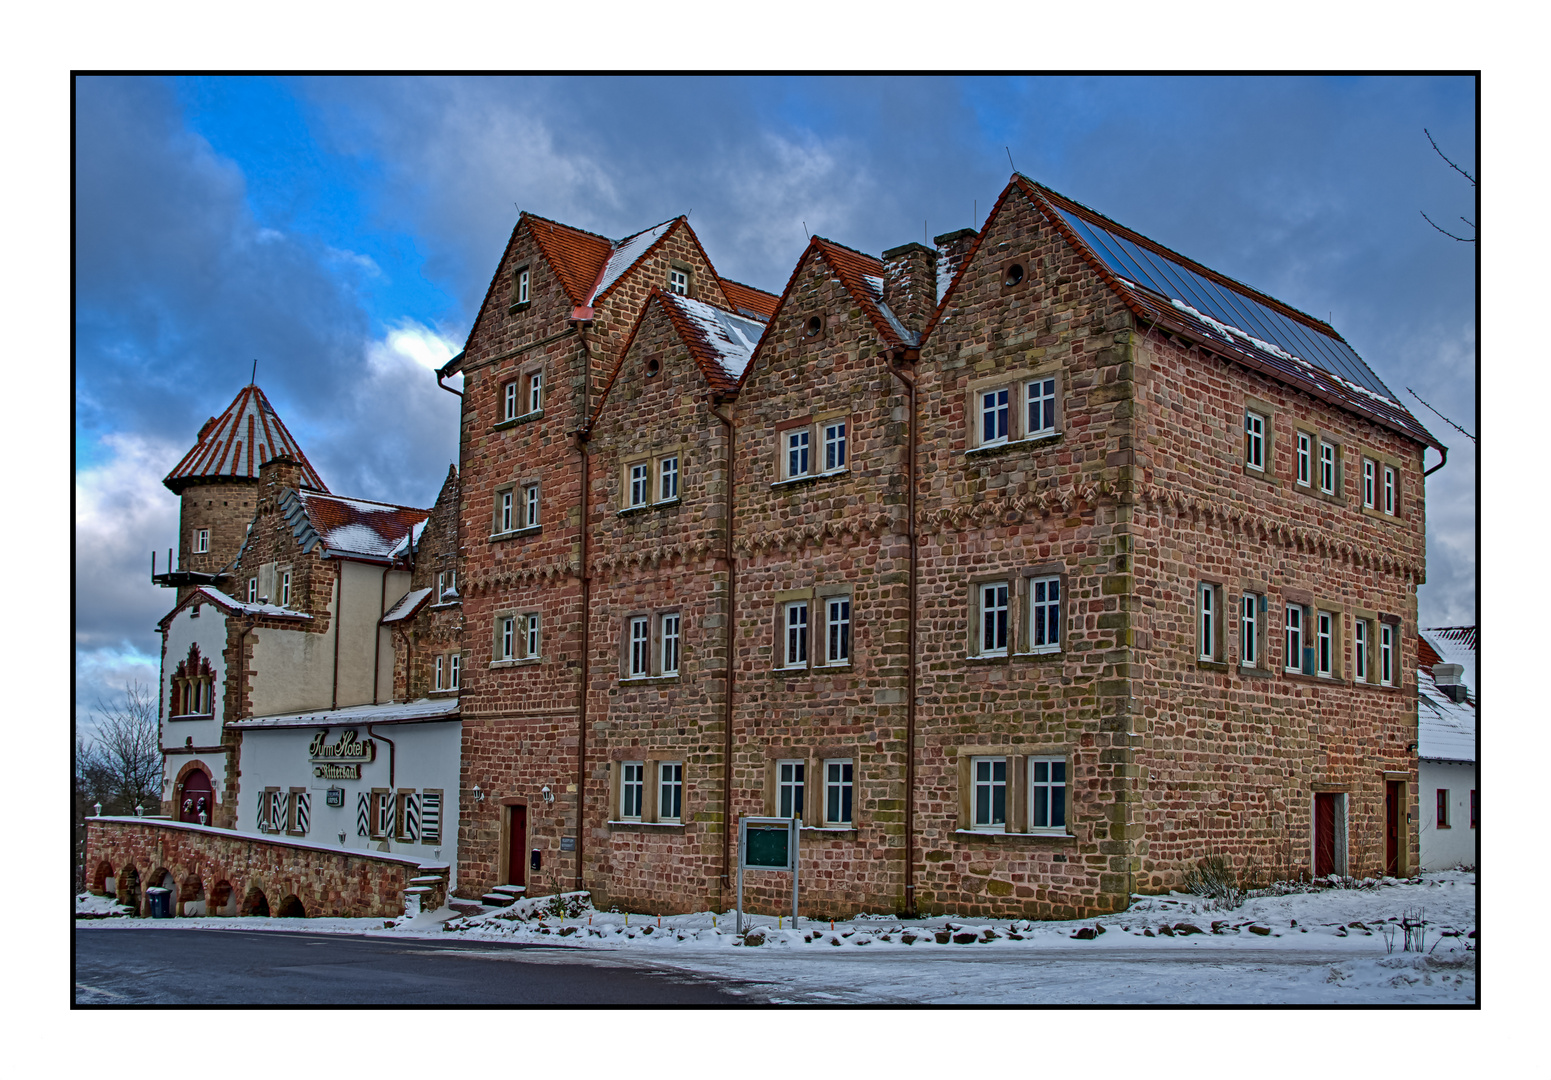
163 383 328 494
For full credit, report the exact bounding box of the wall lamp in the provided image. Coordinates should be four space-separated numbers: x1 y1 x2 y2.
472 784 486 802
541 785 555 805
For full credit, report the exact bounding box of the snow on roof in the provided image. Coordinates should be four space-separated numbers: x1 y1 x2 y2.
719 278 779 320
163 383 327 494
588 219 677 304
1422 626 1477 702
1417 666 1475 763
661 291 765 385
227 696 460 730
295 491 429 560
185 584 312 620
381 587 433 625
808 238 918 349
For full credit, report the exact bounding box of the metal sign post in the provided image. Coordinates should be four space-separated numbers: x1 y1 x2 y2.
736 816 800 935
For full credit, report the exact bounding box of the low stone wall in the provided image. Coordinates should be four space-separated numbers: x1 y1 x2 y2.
83 817 447 918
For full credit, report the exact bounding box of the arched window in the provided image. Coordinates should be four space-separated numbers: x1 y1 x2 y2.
171 644 216 717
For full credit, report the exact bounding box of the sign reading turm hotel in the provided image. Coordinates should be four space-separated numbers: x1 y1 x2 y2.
309 730 375 779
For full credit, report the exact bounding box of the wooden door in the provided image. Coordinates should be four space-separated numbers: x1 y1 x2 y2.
1314 794 1338 877
507 805 527 887
1385 781 1403 876
179 770 213 825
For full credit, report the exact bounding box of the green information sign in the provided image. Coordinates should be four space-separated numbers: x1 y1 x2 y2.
745 826 791 869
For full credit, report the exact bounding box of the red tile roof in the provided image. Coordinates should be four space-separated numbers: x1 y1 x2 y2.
164 384 327 494
720 278 779 320
526 214 614 305
810 237 914 348
294 491 430 561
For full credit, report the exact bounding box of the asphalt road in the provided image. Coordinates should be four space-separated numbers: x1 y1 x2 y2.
74 927 761 1005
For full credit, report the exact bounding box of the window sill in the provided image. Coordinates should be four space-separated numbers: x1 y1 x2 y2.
429 600 461 609
619 498 681 517
1355 681 1403 693
1242 464 1279 487
491 409 543 432
428 689 459 697
168 713 216 722
1012 650 1063 663
1197 659 1230 672
507 301 531 314
607 820 686 831
490 525 541 542
620 675 680 685
965 652 1010 664
1281 671 1350 688
1238 665 1275 679
954 829 1076 841
965 431 1062 459
1360 505 1402 524
801 826 858 834
489 657 542 669
771 469 847 490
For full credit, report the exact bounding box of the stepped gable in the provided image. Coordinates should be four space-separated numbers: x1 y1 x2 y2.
286 490 430 561
163 384 327 494
719 278 780 321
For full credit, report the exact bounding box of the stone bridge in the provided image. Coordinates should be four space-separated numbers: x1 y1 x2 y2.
83 817 449 918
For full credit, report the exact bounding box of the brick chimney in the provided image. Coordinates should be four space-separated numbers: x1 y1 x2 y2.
880 242 938 337
258 453 303 507
934 228 978 298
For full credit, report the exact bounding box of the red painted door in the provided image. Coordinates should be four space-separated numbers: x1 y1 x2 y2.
1385 781 1403 876
507 805 527 887
179 770 213 825
1314 794 1338 877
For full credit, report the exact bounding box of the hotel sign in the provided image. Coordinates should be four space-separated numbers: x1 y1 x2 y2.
309 729 374 779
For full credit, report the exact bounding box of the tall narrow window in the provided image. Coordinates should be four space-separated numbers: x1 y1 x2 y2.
1244 411 1265 471
1030 758 1067 831
826 597 850 665
516 268 530 305
528 371 542 414
787 429 810 478
499 490 513 533
1296 432 1311 486
1320 441 1336 494
659 762 684 822
668 267 689 295
524 485 539 528
1241 593 1259 667
248 577 258 603
448 654 460 690
629 616 650 677
1383 466 1397 515
1030 576 1060 653
1285 604 1303 674
194 529 210 554
434 655 445 691
1354 619 1368 681
777 761 805 819
1363 459 1376 508
1027 377 1057 436
620 762 644 819
785 602 809 668
499 615 515 661
629 463 649 507
973 757 1006 829
982 389 1009 445
1470 790 1477 829
661 612 680 675
823 421 847 472
1317 611 1333 676
1436 789 1450 828
280 570 291 607
1380 623 1394 686
1199 584 1216 661
525 613 540 658
504 380 518 421
824 760 853 825
659 456 679 501
981 582 1009 655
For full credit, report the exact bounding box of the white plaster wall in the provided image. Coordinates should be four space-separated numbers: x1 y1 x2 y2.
1419 760 1477 870
377 569 411 702
249 618 337 716
161 604 229 751
336 561 391 708
234 720 462 886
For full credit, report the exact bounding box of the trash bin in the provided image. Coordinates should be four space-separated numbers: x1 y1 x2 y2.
146 886 173 919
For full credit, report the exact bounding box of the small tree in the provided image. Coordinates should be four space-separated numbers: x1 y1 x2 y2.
80 682 163 815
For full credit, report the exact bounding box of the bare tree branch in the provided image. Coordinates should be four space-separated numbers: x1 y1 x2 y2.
81 682 163 814
1425 128 1476 186
1407 387 1476 444
1420 210 1475 243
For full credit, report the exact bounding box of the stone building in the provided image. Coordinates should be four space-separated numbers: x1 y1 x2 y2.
444 174 1444 920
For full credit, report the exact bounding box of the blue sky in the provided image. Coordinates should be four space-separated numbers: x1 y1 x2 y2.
73 74 1477 725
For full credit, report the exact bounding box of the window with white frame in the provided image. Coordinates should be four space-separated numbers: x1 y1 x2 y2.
668 267 689 295
1362 459 1376 508
448 653 460 690
629 616 650 678
825 597 850 665
1383 466 1397 515
280 570 291 607
1285 604 1303 674
1354 618 1369 682
629 462 649 508
1029 575 1061 653
1320 440 1337 494
497 489 513 533
1379 623 1394 686
1241 592 1262 667
661 612 680 676
659 456 679 501
823 421 846 472
526 613 540 658
1027 377 1057 437
824 759 853 825
658 762 684 822
528 371 543 415
498 615 516 661
438 570 457 602
1296 432 1311 486
523 484 539 528
1244 411 1266 471
194 529 209 554
1199 583 1218 661
434 655 445 691
1317 610 1334 677
981 388 1010 446
786 429 811 479
620 762 644 819
777 760 805 819
979 581 1009 656
514 267 530 305
1029 758 1067 832
248 577 258 603
503 380 519 422
972 757 1007 829
784 601 809 668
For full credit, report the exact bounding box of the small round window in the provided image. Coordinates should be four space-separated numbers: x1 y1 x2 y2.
805 316 823 338
1004 263 1025 287
645 357 660 377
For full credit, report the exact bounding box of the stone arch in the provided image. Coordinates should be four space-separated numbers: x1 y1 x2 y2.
210 880 236 917
91 861 113 895
178 873 206 917
146 867 174 916
276 894 306 918
118 864 141 913
241 884 270 917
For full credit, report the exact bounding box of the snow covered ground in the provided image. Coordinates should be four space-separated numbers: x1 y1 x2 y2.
77 871 1476 1004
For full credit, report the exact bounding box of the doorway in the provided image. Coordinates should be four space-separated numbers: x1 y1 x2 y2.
1385 780 1405 877
1313 793 1347 878
179 768 213 825
506 805 527 887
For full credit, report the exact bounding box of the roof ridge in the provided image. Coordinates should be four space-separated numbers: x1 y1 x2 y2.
614 216 680 245
591 216 687 306
811 235 885 269
301 489 432 517
522 210 615 245
718 276 778 298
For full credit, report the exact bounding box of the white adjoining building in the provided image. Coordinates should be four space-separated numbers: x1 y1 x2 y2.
1417 626 1476 871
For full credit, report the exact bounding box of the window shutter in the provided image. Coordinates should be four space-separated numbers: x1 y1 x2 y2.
402 793 421 842
421 793 441 845
295 793 310 835
257 793 269 831
357 792 370 837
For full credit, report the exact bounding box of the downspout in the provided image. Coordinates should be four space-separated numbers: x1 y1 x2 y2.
437 350 465 398
887 350 919 918
367 724 396 789
1423 445 1449 477
330 560 343 711
571 318 594 893
373 567 387 705
709 398 737 905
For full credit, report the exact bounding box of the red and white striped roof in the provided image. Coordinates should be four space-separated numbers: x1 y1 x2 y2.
163 384 327 494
